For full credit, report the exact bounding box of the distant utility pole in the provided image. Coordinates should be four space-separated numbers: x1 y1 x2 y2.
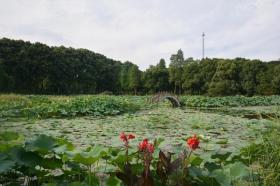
202 32 205 59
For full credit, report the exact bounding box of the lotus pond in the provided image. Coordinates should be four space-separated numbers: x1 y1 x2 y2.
0 106 274 153
0 95 280 185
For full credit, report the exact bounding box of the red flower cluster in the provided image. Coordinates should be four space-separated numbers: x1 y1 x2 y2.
138 139 154 153
120 132 135 143
187 135 200 150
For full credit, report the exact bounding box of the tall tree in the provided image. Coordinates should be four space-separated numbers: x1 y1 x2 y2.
143 59 169 93
272 65 280 94
256 63 274 95
0 59 14 92
120 61 134 93
169 49 185 94
182 61 202 94
128 65 141 95
208 60 240 96
239 59 261 96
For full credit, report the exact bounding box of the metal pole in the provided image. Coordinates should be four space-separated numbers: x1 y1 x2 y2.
202 32 205 59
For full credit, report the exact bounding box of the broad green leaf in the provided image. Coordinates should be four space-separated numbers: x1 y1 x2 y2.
211 169 231 186
130 163 144 175
73 153 99 165
211 151 231 161
41 157 63 169
204 162 221 172
0 152 8 160
84 174 100 186
89 145 107 157
25 135 57 153
56 138 75 151
9 147 42 167
0 159 15 173
189 155 203 166
188 166 205 177
53 145 68 154
227 161 249 180
73 145 107 165
106 175 121 186
111 154 127 169
69 182 84 186
154 138 165 148
0 131 19 141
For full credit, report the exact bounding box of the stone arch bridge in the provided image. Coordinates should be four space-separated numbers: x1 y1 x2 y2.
149 92 181 107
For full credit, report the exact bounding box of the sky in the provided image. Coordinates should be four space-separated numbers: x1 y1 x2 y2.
0 0 279 70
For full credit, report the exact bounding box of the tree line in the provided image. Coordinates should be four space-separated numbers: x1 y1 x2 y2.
0 38 279 96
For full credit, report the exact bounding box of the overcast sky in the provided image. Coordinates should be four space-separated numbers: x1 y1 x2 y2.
0 0 279 70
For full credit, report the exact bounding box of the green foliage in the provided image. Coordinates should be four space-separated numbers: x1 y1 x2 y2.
127 65 141 94
0 131 23 152
2 94 279 119
1 38 280 95
209 162 249 186
272 65 280 94
0 133 252 186
169 49 185 94
0 96 278 185
0 95 142 119
0 60 14 92
120 61 134 93
143 59 169 93
181 95 280 107
241 118 280 185
0 38 122 94
181 58 280 96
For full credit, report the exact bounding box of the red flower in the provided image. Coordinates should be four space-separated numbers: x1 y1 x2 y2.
120 132 127 142
139 139 154 153
138 138 148 151
128 134 135 140
187 135 200 150
147 143 154 153
120 132 135 143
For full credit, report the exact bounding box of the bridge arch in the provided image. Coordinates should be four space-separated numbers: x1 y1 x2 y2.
162 96 181 107
149 92 181 107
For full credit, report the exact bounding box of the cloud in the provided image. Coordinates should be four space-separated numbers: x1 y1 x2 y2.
0 0 279 70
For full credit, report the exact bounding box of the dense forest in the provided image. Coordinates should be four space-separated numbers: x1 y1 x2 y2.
0 38 279 96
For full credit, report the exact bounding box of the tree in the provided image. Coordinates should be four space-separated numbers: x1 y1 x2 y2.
208 60 240 96
239 59 261 96
1 38 280 96
143 59 169 93
271 65 280 94
256 63 274 95
0 38 126 94
155 59 169 91
182 62 202 94
169 49 185 94
128 65 141 95
120 61 135 93
0 59 14 92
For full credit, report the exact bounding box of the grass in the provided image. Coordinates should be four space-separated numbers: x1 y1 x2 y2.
242 114 280 186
